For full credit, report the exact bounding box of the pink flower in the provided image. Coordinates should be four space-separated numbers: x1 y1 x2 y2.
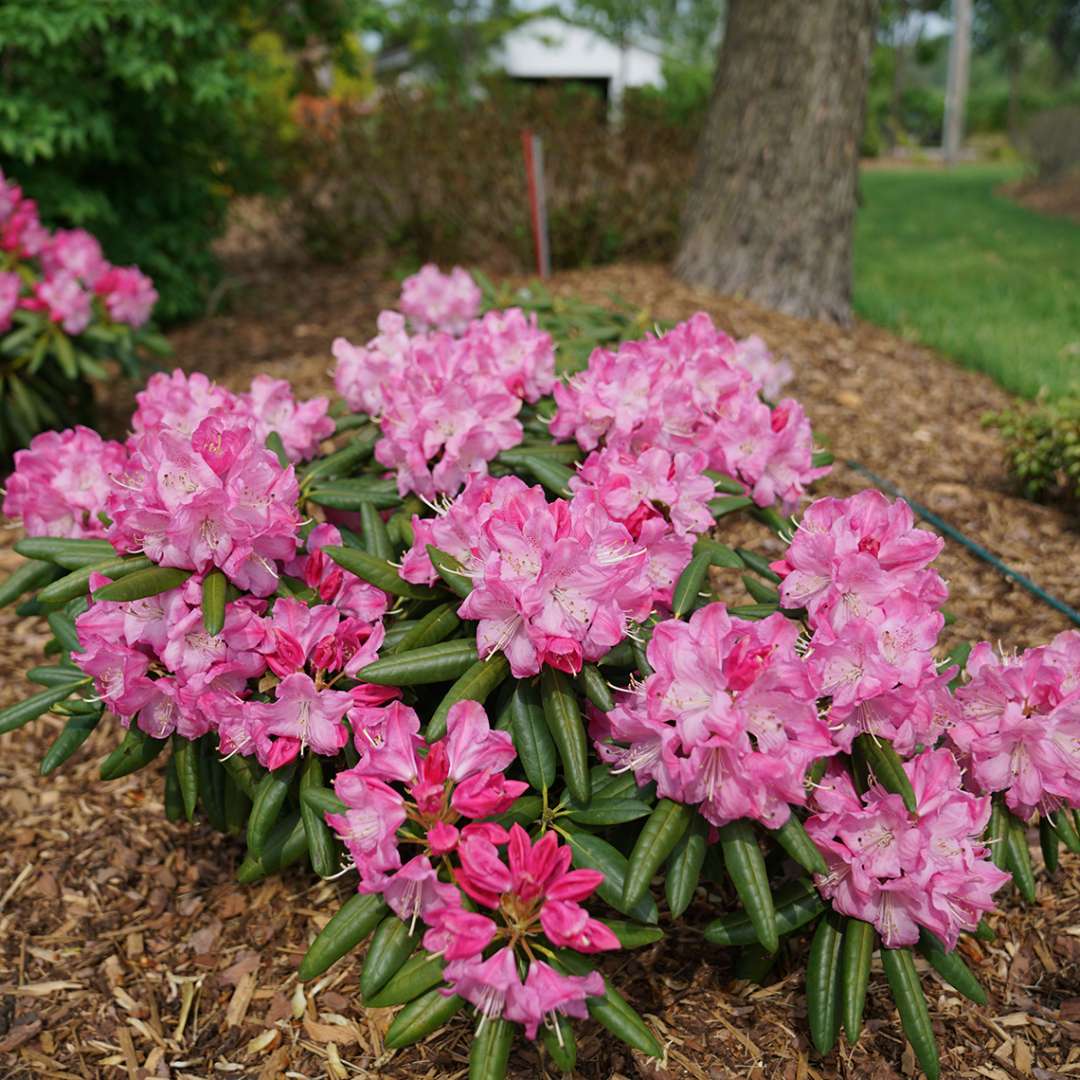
551 312 829 513
732 334 793 400
332 311 412 416
597 603 833 828
3 425 128 538
504 960 604 1040
806 749 1009 950
41 229 108 286
95 265 157 326
399 264 481 334
461 307 556 402
34 271 92 334
241 375 333 463
0 271 20 332
2 197 49 257
949 634 1080 818
458 484 652 677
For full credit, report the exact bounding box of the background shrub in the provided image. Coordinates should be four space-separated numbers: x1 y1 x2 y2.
985 394 1080 504
289 82 700 270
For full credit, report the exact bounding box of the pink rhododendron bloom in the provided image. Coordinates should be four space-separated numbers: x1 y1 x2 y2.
3 425 128 538
732 334 793 400
33 270 92 334
455 482 653 677
504 960 604 1040
250 672 353 766
41 228 108 285
461 307 556 402
806 749 1009 950
569 445 713 608
2 197 48 257
594 602 833 828
241 375 334 462
0 270 19 332
95 265 157 326
374 331 523 498
551 312 828 513
132 370 238 437
332 311 413 416
399 264 481 334
106 416 302 594
949 633 1080 818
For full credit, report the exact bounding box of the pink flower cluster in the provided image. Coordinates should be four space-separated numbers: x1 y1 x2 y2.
332 302 555 498
550 313 828 513
772 491 955 754
132 369 334 463
949 631 1080 820
568 446 714 608
732 334 794 401
106 412 302 596
806 749 1009 949
1 171 157 332
401 473 653 676
593 603 834 829
2 426 127 538
73 529 391 767
398 263 481 334
327 700 615 1037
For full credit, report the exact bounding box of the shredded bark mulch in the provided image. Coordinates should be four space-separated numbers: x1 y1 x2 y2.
1002 172 1080 224
2 255 1078 1079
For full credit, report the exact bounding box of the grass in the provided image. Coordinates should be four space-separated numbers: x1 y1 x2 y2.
853 165 1080 399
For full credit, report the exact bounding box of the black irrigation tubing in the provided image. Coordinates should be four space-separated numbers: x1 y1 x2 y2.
844 459 1080 629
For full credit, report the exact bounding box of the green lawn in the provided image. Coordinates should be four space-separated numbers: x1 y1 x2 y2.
853 165 1080 399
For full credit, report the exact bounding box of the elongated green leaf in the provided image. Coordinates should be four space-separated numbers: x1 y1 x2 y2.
324 545 435 599
1040 816 1061 872
693 537 743 569
360 502 393 562
841 918 875 1045
541 1013 576 1072
356 639 479 686
1003 810 1036 902
542 667 589 805
247 761 297 857
236 813 308 883
99 725 167 781
387 603 460 654
301 785 348 816
0 679 88 736
881 947 940 1080
384 988 464 1049
0 559 59 607
623 799 693 910
365 951 444 1007
426 654 511 741
172 735 199 822
672 551 710 619
201 569 227 636
36 555 154 606
427 545 473 598
665 815 709 919
853 733 917 813
771 814 828 876
469 1016 514 1080
704 879 823 947
574 662 613 712
566 797 652 826
719 820 777 952
93 566 193 603
917 930 987 1005
360 915 420 1000
509 678 556 790
298 893 387 981
807 911 844 1054
40 710 99 775
562 827 659 924
300 754 338 878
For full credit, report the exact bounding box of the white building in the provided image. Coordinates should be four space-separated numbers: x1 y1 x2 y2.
493 16 665 114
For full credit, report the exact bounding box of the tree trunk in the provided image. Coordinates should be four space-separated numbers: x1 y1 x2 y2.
675 0 878 323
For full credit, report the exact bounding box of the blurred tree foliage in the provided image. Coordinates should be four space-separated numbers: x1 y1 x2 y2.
0 1 377 321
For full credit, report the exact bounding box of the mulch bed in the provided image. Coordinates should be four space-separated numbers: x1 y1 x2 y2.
1001 172 1080 224
2 253 1079 1079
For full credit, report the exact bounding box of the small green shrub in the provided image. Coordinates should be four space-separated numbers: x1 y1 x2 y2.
984 395 1080 504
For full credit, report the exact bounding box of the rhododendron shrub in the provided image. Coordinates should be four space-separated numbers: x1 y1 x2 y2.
0 169 164 457
1 268 1076 1080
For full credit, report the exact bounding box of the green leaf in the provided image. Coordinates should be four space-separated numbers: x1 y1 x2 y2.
665 815 709 919
37 555 154 605
236 813 308 883
99 725 167 781
541 1013 576 1072
1003 809 1036 902
427 545 473 598
265 431 290 467
359 501 393 562
201 569 227 636
917 930 987 1005
562 827 658 924
574 662 613 712
39 710 100 775
807 911 844 1054
693 537 743 569
566 797 652 826
623 799 693 911
387 603 460 655
0 679 88 736
300 754 338 878
541 666 589 805
0 559 60 607
360 915 420 1000
719 819 778 951
671 551 710 619
355 639 479 686
508 678 556 790
469 1016 514 1080
881 947 940 1080
384 988 464 1049
364 951 444 1007
771 814 828 876
841 918 875 1045
172 735 199 822
325 545 435 599
704 878 822 947
853 733 917 813
298 893 387 981
92 566 193 603
425 654 511 741
247 761 297 857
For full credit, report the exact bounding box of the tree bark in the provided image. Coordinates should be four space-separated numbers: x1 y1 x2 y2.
675 0 879 323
